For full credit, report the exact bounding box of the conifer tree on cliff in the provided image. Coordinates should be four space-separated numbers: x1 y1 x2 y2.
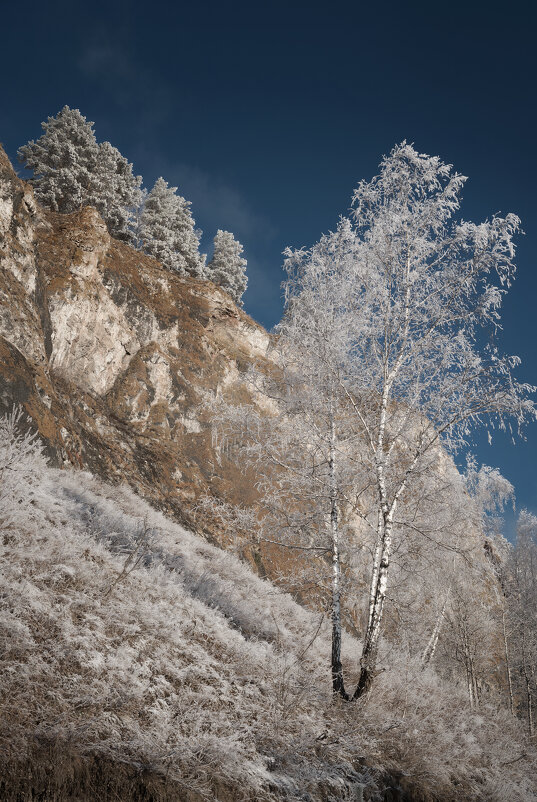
89 140 143 243
207 229 248 306
18 106 142 244
18 107 98 214
138 177 205 278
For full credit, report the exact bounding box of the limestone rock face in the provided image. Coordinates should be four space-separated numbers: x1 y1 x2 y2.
0 145 271 532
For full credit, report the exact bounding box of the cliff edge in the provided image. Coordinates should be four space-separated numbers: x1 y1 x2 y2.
0 145 269 534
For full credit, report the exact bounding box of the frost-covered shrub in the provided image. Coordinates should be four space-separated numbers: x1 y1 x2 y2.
0 407 48 537
363 652 537 802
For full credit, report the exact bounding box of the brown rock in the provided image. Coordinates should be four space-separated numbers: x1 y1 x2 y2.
0 145 271 538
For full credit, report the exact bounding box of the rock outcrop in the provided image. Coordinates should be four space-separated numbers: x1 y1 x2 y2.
0 145 270 533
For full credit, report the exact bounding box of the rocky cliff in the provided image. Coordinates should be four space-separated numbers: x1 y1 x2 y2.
0 145 269 536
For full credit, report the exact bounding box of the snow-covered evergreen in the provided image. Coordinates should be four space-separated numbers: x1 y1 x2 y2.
18 108 250 291
18 106 99 214
138 177 205 277
207 229 248 305
90 140 143 244
18 106 142 244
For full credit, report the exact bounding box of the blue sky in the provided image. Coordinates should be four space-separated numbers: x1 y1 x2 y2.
1 0 536 529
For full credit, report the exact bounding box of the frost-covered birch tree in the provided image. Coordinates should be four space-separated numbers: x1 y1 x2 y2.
508 511 537 734
213 381 357 702
271 220 365 698
283 143 535 698
452 462 515 705
209 220 365 699
345 143 535 697
138 177 205 277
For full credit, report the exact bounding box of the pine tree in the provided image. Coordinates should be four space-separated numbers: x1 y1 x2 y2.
18 106 99 214
90 141 143 244
138 177 205 277
207 229 248 306
18 106 142 244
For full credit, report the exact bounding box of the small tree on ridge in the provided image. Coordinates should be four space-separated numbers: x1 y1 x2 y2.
207 229 248 306
139 177 205 277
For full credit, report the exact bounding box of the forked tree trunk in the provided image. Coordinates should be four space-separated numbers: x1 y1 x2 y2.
353 446 421 698
353 514 394 698
353 251 414 698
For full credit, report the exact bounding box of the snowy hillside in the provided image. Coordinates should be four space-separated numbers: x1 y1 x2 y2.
1 411 536 801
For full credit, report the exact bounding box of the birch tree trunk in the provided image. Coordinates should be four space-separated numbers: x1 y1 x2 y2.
521 633 535 737
353 513 394 698
502 608 514 715
422 596 448 666
464 637 474 709
329 414 349 700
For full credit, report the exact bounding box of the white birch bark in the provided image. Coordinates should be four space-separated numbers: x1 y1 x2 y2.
422 596 448 666
502 608 514 715
521 632 535 737
464 634 474 709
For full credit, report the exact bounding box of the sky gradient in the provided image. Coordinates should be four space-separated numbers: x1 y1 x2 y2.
1 0 536 531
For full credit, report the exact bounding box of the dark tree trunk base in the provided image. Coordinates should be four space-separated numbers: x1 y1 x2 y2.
353 665 374 699
332 671 350 701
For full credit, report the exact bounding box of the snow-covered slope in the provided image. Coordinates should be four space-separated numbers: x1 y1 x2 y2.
0 418 369 800
1 415 536 801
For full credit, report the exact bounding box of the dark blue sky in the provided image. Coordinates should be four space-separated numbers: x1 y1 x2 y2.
1 0 536 529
